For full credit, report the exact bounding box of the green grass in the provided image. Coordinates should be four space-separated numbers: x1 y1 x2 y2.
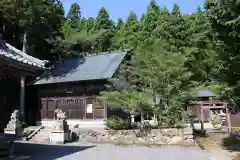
195 134 240 150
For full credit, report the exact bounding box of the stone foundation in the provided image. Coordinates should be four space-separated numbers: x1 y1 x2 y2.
78 128 194 146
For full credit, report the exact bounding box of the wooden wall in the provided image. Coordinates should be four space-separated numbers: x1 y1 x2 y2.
36 80 107 120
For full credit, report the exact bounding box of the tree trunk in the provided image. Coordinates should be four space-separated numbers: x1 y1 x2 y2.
141 109 144 122
0 25 5 39
22 31 27 53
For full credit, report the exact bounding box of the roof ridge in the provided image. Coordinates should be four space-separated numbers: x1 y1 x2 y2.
84 50 126 57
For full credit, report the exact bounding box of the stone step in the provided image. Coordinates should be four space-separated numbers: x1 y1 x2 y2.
35 132 49 135
29 129 50 143
33 134 49 138
32 136 49 140
32 139 49 143
25 126 43 141
32 135 49 139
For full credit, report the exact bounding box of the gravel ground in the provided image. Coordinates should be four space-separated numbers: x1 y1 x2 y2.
13 142 216 160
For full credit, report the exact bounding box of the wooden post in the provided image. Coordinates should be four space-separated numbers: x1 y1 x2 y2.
226 107 232 133
104 98 107 119
200 105 205 134
20 76 25 122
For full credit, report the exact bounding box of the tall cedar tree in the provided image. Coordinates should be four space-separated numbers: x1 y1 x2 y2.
205 0 240 105
66 3 81 28
140 0 160 42
0 0 64 61
93 7 114 52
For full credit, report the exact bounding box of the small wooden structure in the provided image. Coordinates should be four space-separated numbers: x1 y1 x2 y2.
187 89 231 133
187 100 230 132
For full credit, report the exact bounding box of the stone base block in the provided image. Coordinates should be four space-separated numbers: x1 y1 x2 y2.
4 129 22 137
4 131 16 135
50 131 70 144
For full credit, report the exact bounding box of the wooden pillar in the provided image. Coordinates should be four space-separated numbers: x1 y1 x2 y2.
226 106 232 133
104 98 107 118
20 76 25 122
200 105 205 134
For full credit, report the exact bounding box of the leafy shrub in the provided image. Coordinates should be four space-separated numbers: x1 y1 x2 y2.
212 115 222 128
104 116 129 130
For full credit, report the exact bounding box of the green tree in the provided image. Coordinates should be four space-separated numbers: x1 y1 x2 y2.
84 17 95 32
185 6 220 84
102 91 148 117
66 3 81 28
92 7 114 52
132 40 192 126
204 0 240 106
94 7 112 30
141 0 160 35
0 0 65 60
122 11 140 50
116 18 124 30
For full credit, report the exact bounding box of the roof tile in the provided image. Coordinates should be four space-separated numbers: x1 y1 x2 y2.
34 51 127 85
0 41 48 69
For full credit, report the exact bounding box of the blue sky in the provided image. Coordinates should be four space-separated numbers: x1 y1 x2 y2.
61 0 204 22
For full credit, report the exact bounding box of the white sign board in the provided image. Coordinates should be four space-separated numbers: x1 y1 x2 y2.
86 104 93 113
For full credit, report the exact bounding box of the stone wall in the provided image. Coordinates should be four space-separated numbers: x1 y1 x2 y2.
77 127 194 146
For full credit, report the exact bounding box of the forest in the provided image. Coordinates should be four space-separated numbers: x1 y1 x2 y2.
0 0 240 126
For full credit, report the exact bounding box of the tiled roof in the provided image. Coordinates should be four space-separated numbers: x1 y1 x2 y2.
197 90 216 97
0 41 48 69
34 51 127 85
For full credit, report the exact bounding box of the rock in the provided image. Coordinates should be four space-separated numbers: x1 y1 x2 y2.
154 133 165 141
183 127 193 135
138 137 145 143
169 136 183 145
184 135 193 140
134 130 144 137
107 130 118 136
162 136 171 144
152 130 163 138
155 140 166 145
90 132 98 137
126 134 137 141
183 139 195 146
110 136 118 141
76 128 193 146
162 128 180 137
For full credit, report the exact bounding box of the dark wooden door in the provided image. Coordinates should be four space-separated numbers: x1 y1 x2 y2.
69 98 85 119
40 98 56 119
46 99 56 119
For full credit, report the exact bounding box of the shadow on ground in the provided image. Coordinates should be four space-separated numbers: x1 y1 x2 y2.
13 142 95 160
222 135 240 152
